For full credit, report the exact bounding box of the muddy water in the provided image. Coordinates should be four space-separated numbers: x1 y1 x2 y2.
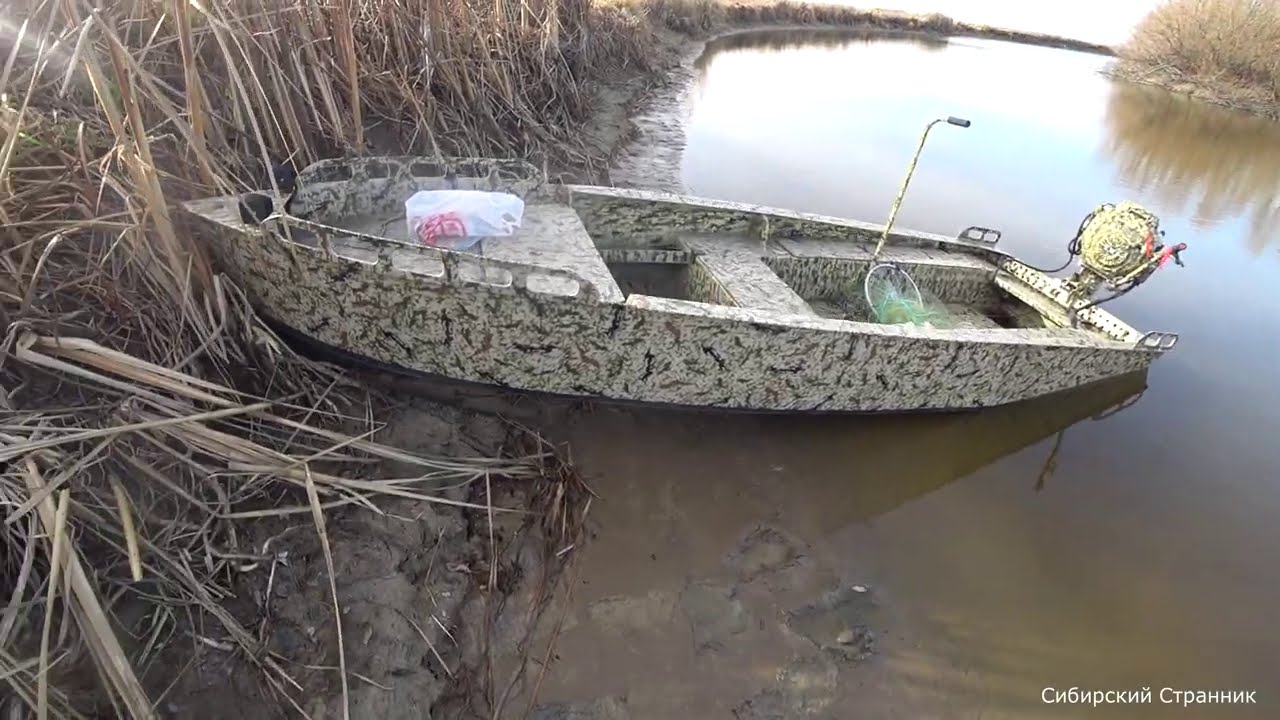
529 30 1280 719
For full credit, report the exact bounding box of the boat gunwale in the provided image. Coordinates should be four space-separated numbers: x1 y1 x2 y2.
180 179 1173 355
562 183 1016 261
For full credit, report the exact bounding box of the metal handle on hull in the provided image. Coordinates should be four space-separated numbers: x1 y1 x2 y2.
1136 331 1179 351
958 226 1001 244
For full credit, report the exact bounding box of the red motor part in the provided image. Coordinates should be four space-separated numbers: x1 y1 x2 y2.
1157 242 1188 267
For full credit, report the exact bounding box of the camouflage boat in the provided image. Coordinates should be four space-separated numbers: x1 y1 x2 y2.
180 154 1184 414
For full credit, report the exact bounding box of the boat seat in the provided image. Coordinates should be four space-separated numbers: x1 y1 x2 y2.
680 234 818 317
317 201 624 302
774 236 999 272
479 203 625 303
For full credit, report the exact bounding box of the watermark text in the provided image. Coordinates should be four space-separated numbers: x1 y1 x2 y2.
1042 687 1257 707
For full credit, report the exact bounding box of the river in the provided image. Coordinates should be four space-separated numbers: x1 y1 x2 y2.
525 29 1280 719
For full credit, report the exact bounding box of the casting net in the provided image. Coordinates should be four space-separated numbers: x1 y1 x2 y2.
863 263 950 327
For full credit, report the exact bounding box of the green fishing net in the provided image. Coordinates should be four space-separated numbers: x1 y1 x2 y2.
863 263 949 327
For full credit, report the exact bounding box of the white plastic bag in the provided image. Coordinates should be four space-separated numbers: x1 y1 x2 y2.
404 190 524 250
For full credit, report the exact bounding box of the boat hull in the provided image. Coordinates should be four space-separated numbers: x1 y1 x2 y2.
184 206 1157 413
266 311 1151 420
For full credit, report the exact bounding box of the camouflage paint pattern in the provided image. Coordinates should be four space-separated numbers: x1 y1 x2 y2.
180 157 1174 413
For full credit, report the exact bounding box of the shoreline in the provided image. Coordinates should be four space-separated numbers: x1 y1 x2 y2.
702 3 1114 55
1102 61 1280 121
1100 0 1280 124
570 6 1115 186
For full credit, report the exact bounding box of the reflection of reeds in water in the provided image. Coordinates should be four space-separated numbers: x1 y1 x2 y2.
692 28 948 105
699 27 948 64
1102 82 1280 254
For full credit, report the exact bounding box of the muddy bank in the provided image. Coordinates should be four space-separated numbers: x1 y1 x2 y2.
317 375 895 720
1102 62 1280 121
128 390 590 720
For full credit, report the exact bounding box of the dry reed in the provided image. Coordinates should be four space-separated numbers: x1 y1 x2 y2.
2 0 623 714
1112 0 1280 118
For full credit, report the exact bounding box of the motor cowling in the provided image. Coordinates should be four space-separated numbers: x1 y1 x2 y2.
1077 201 1163 286
1063 201 1185 307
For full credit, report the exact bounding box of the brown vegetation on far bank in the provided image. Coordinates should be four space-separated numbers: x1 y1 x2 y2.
1110 0 1280 119
639 0 1113 53
1 0 1109 716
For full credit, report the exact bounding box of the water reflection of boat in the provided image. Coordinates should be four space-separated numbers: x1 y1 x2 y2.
768 370 1147 528
1103 81 1280 254
578 369 1149 531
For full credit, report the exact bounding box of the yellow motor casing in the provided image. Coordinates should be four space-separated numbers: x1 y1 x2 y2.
1076 201 1160 284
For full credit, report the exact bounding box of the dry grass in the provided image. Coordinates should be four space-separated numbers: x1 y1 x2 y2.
0 0 1126 714
1 0 622 714
1112 0 1280 118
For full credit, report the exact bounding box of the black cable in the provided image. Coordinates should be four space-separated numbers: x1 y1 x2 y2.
1017 205 1106 275
1021 255 1075 275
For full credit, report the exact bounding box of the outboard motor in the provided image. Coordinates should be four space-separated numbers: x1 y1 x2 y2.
1060 201 1187 313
